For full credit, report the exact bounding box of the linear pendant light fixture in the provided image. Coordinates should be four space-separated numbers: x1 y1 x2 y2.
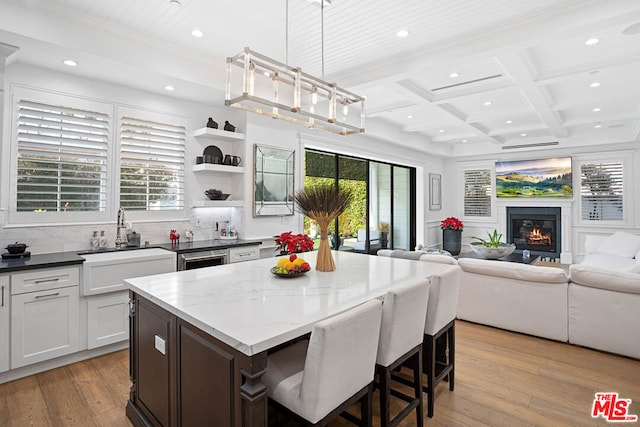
224 2 365 135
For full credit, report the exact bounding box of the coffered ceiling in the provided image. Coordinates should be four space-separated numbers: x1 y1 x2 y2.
1 0 639 156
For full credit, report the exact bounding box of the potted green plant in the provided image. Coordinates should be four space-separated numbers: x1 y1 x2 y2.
470 230 516 259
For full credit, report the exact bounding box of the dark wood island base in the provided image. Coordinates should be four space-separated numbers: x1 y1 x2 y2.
126 292 268 427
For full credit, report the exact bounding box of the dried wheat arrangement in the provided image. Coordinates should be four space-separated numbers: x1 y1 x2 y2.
293 185 351 271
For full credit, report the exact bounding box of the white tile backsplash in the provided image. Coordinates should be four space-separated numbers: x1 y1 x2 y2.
1 208 245 254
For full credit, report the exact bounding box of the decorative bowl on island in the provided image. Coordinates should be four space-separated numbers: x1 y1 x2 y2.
469 242 516 259
205 189 230 200
270 267 309 278
271 254 311 277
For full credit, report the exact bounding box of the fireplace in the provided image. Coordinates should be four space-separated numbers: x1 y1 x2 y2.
506 207 561 258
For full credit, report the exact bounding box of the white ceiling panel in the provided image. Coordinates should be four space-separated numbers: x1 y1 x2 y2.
1 0 639 154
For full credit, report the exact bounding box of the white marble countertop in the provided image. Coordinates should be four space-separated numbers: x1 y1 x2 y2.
125 251 457 356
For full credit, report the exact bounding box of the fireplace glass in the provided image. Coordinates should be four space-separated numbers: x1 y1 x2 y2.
507 207 561 257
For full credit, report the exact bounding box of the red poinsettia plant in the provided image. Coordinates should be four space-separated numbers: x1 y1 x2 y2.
440 217 464 231
275 231 315 254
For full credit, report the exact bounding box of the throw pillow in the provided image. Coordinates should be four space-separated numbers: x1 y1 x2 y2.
596 231 640 258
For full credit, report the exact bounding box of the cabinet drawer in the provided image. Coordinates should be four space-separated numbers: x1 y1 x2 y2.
228 246 260 263
11 267 80 295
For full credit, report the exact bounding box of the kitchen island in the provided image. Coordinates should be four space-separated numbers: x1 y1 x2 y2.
125 250 459 427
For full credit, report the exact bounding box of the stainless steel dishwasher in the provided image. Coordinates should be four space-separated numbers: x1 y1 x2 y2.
177 249 229 270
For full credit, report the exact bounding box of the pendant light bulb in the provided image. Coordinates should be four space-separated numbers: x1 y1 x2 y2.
249 62 255 96
342 100 349 116
311 87 318 105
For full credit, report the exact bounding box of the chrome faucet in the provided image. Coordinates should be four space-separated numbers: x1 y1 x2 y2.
115 206 128 248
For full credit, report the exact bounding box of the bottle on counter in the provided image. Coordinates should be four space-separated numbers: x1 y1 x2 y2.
91 230 100 249
99 230 108 248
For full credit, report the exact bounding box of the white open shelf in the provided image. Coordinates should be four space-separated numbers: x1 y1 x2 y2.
192 163 245 173
192 200 245 208
192 127 245 141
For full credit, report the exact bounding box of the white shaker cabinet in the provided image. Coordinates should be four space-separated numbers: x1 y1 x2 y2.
0 275 9 373
87 292 130 349
10 267 80 369
81 248 176 349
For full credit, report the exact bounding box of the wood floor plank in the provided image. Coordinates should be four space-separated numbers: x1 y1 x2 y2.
1 320 638 426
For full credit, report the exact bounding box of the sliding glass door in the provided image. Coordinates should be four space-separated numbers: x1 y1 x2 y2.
304 149 415 253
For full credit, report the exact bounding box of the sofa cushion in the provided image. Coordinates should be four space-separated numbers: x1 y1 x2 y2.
569 264 640 294
580 254 639 272
457 258 568 284
595 231 640 258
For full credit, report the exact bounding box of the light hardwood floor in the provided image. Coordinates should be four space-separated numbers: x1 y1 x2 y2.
0 320 638 426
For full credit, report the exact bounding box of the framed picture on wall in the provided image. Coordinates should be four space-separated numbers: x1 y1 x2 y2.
429 173 441 210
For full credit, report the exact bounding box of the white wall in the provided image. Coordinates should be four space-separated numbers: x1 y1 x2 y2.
0 63 246 253
0 63 458 255
439 145 640 261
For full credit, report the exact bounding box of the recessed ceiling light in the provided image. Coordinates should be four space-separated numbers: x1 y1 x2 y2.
461 139 468 143
63 59 78 67
438 129 445 133
594 124 603 128
449 72 459 78
164 85 175 91
590 81 601 88
585 37 599 46
593 107 601 112
520 133 527 137
483 101 492 106
506 120 513 124
396 30 409 38
169 0 181 6
407 115 413 119
191 29 204 38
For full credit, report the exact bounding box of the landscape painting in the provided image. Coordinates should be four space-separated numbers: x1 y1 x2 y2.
495 157 572 198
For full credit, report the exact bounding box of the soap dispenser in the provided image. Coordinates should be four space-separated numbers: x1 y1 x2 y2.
91 231 100 249
99 230 108 248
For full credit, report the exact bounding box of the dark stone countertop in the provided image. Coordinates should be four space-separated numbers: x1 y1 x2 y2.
155 239 262 254
0 252 85 273
0 239 263 274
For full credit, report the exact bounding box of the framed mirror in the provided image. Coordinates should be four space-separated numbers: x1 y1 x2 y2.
253 144 295 216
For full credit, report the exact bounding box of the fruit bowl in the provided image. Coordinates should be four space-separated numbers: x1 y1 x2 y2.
270 267 309 278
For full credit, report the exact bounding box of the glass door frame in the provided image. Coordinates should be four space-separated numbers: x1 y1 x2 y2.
304 148 416 253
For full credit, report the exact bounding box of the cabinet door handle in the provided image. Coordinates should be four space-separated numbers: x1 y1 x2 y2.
35 292 60 299
1 285 4 307
35 278 60 284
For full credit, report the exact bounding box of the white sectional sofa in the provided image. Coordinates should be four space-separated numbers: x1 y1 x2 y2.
380 233 640 359
568 264 640 359
456 258 570 342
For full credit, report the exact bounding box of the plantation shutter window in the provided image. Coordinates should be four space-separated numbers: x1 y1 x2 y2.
580 162 623 221
16 99 109 212
464 169 492 217
119 115 186 211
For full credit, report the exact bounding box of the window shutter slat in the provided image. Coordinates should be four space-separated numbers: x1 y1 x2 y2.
16 99 108 212
119 115 185 211
464 169 492 217
580 162 623 221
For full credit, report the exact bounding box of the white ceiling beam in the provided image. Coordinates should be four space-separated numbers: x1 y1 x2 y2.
366 100 418 117
489 124 548 137
496 52 569 139
563 113 640 127
386 82 505 145
534 53 640 86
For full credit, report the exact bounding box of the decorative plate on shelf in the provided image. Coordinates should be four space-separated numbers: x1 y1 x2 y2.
203 145 223 159
270 267 308 278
